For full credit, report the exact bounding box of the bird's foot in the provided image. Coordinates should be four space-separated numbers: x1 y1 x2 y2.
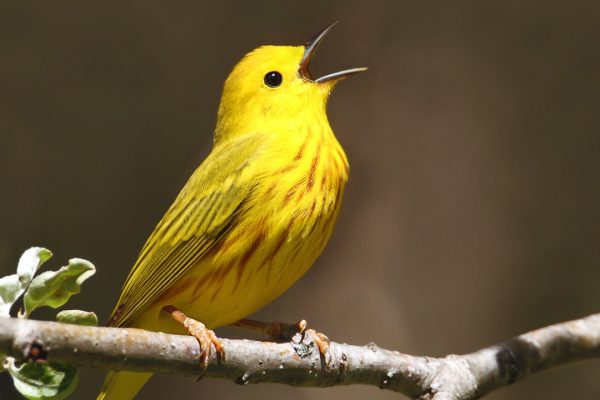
303 328 330 355
184 318 225 370
163 305 224 377
233 318 330 357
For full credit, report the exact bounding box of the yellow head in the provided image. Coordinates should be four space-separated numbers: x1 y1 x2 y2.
214 23 367 144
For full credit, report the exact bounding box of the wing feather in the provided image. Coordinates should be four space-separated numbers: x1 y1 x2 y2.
107 133 267 327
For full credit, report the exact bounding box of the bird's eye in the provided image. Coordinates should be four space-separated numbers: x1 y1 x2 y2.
264 71 283 88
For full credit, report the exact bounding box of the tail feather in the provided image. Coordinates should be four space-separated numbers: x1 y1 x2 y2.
97 371 153 400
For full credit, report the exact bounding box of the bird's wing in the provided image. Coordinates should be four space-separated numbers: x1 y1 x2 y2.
107 133 268 327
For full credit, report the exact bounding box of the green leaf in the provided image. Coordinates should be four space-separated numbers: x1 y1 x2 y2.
56 310 98 327
0 247 52 317
17 247 53 289
23 258 95 317
0 274 22 317
8 361 78 400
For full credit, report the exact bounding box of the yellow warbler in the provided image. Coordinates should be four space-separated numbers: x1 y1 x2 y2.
97 23 366 399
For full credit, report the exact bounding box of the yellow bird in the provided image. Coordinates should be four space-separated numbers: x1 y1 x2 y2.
98 23 366 399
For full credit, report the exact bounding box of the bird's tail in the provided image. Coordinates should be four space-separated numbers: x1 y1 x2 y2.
97 370 153 400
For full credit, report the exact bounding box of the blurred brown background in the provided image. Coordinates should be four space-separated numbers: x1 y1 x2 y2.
1 1 598 399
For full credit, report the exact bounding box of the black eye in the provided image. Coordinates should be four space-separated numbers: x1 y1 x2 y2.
264 71 283 88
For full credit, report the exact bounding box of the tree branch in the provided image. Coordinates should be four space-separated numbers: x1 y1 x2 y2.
0 314 599 399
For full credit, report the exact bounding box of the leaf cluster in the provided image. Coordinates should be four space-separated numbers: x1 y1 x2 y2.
1 247 96 399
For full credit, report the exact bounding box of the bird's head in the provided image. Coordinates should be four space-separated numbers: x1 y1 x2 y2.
214 23 367 144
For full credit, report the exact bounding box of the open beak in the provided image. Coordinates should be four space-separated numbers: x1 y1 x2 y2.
299 22 368 83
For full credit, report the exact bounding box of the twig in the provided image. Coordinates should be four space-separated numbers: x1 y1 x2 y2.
0 314 599 399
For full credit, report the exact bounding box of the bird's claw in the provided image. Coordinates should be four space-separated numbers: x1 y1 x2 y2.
183 317 224 378
232 317 330 360
303 328 330 355
275 320 329 354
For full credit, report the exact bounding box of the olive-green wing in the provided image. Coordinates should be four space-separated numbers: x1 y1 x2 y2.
107 133 267 327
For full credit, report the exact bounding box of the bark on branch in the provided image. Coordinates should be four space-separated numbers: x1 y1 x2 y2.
0 314 599 399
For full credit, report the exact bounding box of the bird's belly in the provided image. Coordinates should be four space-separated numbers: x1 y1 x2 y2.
149 199 341 331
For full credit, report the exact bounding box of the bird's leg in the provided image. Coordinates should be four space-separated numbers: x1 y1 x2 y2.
162 305 224 373
232 318 330 355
